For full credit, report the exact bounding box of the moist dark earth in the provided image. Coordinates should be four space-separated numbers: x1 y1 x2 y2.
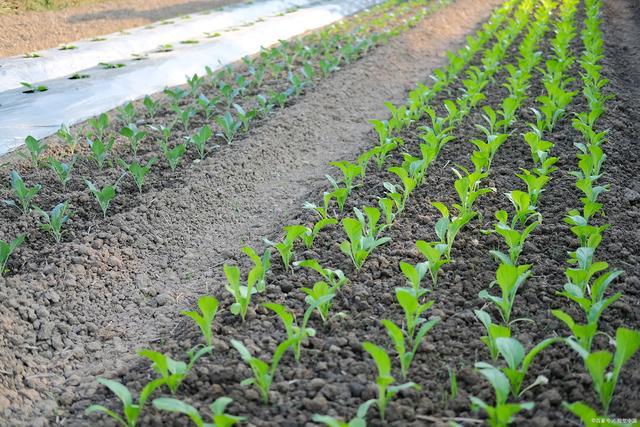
1 0 640 425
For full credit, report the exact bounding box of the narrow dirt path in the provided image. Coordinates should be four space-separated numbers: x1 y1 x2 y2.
0 0 504 424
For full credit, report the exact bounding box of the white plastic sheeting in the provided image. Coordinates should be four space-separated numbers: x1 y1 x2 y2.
0 0 318 92
0 0 382 155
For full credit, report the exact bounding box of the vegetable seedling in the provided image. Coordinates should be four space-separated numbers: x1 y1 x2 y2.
118 158 156 193
21 82 48 93
340 217 390 270
190 125 213 160
120 124 147 157
362 342 420 421
181 296 218 347
87 137 114 170
224 263 258 321
479 263 532 325
3 170 41 215
231 338 295 403
34 201 73 243
294 259 348 290
85 179 117 218
215 112 241 144
0 234 25 276
20 135 47 167
139 346 212 394
475 309 511 360
152 396 245 427
86 377 165 427
165 143 187 171
264 225 307 272
382 313 439 379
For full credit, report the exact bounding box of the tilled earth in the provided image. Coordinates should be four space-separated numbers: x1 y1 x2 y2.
61 0 640 426
0 0 522 424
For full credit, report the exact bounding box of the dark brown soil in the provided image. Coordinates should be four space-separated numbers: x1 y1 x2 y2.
0 0 246 57
48 0 640 426
0 0 512 425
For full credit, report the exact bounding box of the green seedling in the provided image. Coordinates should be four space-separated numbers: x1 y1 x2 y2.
174 106 196 132
85 179 117 218
117 102 137 124
329 161 362 194
475 309 512 360
395 287 436 345
233 104 257 132
99 62 126 69
215 112 241 144
198 94 220 121
268 90 289 109
118 158 157 193
471 365 534 427
312 400 375 427
57 124 80 154
88 113 109 141
87 137 114 170
139 346 212 394
431 202 476 260
241 246 270 292
190 125 213 159
415 240 448 286
231 338 295 403
476 337 559 397
297 218 337 249
294 259 348 290
181 295 219 347
339 217 390 270
479 263 532 325
21 82 48 93
48 156 76 189
382 313 439 379
143 96 159 119
165 143 187 171
264 225 307 272
362 342 420 421
3 170 41 215
86 377 165 427
301 281 342 324
152 396 245 427
563 402 628 427
34 201 73 243
264 295 333 362
0 234 25 276
224 263 258 321
505 190 538 227
566 327 640 415
20 135 46 167
120 124 147 157
485 210 540 266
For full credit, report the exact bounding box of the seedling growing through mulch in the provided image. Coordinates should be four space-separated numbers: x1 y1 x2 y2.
69 73 90 80
1 234 25 277
86 377 165 426
59 44 77 50
231 338 295 403
153 396 245 426
99 62 126 69
34 201 73 243
3 171 41 215
20 81 49 92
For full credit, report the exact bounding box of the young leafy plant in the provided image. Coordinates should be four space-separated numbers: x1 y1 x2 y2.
476 337 559 397
190 125 213 160
87 137 114 170
34 201 73 243
362 342 420 421
479 263 532 325
339 216 390 270
475 309 512 360
139 346 212 394
264 225 307 272
120 124 147 157
48 156 76 190
181 295 218 347
415 240 448 286
215 112 241 144
118 158 157 193
3 170 41 215
85 377 165 427
312 400 375 427
0 234 25 276
224 263 258 321
471 364 534 427
294 258 348 290
298 218 338 249
165 143 187 172
231 338 295 403
85 179 117 218
153 396 245 427
264 295 332 362
20 135 47 167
